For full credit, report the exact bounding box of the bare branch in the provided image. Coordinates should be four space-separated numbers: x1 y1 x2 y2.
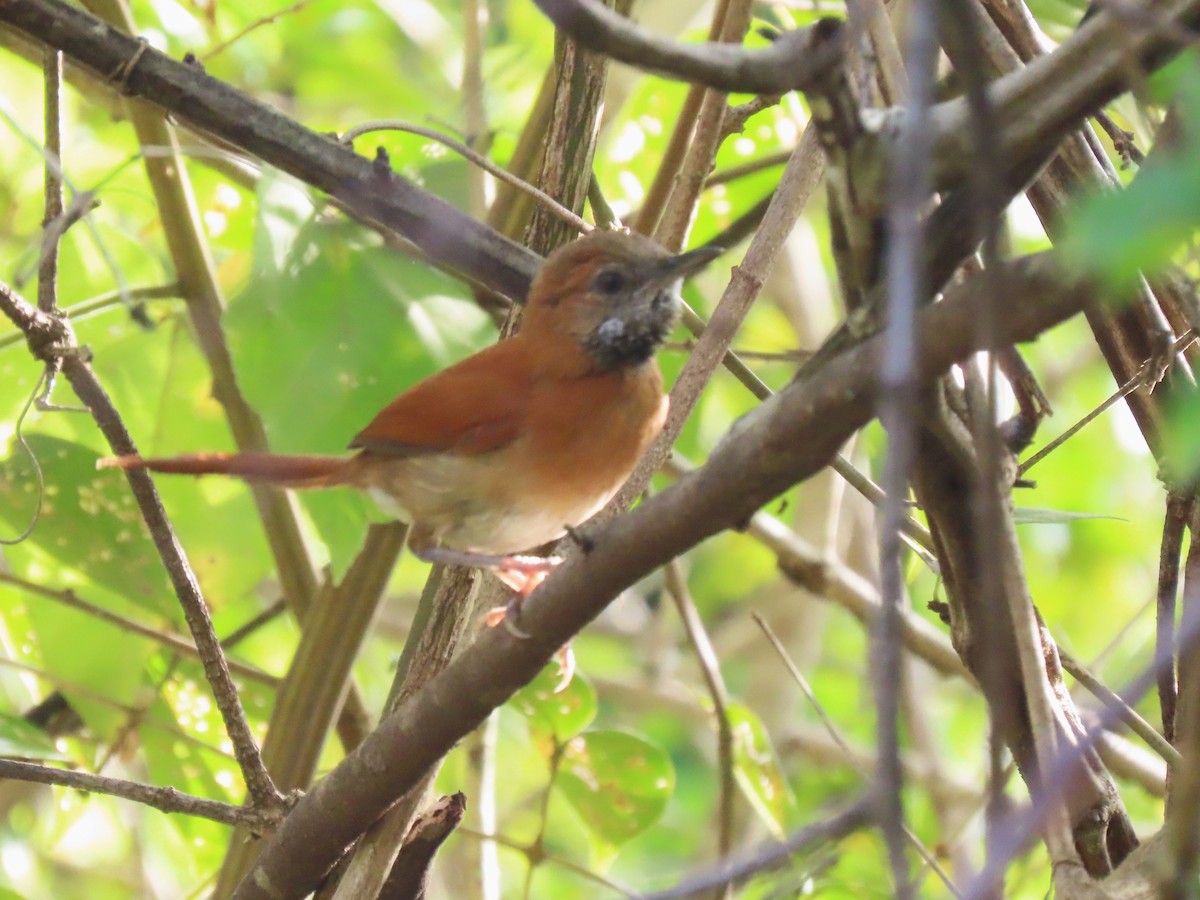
0 759 274 830
641 798 873 900
0 280 283 816
231 253 1091 899
531 0 846 95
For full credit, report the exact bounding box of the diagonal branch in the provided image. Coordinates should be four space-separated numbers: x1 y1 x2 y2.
0 0 540 301
231 253 1092 899
0 280 283 816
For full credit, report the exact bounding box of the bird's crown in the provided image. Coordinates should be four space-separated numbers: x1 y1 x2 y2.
524 230 720 370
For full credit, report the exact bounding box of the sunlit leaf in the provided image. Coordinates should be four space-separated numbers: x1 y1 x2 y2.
728 701 799 840
0 434 172 616
1062 55 1200 289
510 664 597 750
556 729 674 858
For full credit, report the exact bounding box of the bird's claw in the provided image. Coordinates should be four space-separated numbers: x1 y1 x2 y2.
482 604 575 691
553 644 576 693
485 597 532 640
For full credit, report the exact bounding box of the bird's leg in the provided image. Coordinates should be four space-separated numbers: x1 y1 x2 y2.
413 546 562 595
408 531 573 689
407 527 562 585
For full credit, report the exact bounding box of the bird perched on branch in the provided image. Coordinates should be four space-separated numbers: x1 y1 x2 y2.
100 228 719 610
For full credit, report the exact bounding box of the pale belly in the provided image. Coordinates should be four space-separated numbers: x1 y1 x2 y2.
363 455 618 555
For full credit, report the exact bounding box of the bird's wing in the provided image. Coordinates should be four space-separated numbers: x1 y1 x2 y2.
349 339 531 457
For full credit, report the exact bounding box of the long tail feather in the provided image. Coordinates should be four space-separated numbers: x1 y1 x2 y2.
97 452 348 489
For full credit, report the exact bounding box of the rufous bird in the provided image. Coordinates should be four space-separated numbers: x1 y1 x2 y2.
100 229 720 635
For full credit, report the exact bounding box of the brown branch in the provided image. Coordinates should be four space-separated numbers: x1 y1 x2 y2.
0 759 274 830
0 0 541 302
377 793 467 900
0 280 283 816
213 523 407 895
531 0 846 95
324 565 484 899
38 47 63 315
930 0 1200 191
0 572 277 686
641 798 874 900
652 0 754 249
664 560 736 866
1166 501 1200 890
231 252 1091 900
1158 492 1194 745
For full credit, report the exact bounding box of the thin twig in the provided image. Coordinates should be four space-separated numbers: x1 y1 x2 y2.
338 120 590 236
0 280 282 815
753 614 965 899
462 0 489 224
617 124 826 511
0 759 275 829
0 573 278 686
664 560 736 871
39 47 64 314
640 798 874 900
1019 329 1198 475
0 283 181 352
0 368 48 546
1157 492 1194 743
456 826 637 898
200 0 318 61
703 150 793 188
874 3 941 892
1057 646 1181 766
0 656 235 760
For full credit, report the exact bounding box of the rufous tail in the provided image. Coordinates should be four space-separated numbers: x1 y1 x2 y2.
97 452 348 489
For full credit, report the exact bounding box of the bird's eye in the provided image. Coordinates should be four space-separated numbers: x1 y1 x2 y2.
594 268 625 294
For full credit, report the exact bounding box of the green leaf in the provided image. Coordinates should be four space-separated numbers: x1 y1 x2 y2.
0 434 173 617
510 664 597 748
1062 55 1200 289
0 710 70 761
1164 390 1200 483
556 729 674 856
728 701 799 840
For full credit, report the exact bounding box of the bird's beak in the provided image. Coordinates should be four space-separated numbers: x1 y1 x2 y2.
650 245 724 283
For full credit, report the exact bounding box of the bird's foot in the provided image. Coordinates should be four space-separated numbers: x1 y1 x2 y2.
414 546 562 596
483 598 575 692
484 595 532 639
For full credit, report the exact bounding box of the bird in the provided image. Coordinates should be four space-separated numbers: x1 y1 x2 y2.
99 229 720 649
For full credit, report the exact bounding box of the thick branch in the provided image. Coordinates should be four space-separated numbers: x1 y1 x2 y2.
931 0 1200 190
232 253 1090 899
0 0 539 301
531 0 845 95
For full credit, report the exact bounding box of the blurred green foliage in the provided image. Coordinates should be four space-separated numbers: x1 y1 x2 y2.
0 0 1182 896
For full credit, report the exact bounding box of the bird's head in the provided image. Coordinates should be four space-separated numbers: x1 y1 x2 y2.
524 230 722 371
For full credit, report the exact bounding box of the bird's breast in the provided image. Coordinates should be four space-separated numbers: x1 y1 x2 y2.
351 362 667 555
